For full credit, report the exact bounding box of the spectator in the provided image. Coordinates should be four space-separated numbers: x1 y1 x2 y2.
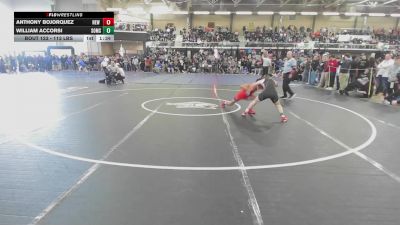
384 64 400 105
0 56 6 73
376 54 394 96
309 54 320 85
319 53 330 88
261 51 272 76
132 56 139 72
78 57 87 72
358 54 369 79
328 55 339 88
101 56 109 71
350 55 359 83
115 63 126 83
10 56 17 73
386 55 400 99
338 54 352 95
145 57 152 72
302 56 311 83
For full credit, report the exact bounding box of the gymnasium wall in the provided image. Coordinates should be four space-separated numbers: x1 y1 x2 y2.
275 15 314 29
360 16 398 29
113 41 144 55
314 16 355 31
101 41 144 56
192 15 230 28
101 43 114 56
231 15 273 32
153 14 188 29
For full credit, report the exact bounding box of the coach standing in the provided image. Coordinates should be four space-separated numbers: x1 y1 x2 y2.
262 50 272 77
281 51 297 99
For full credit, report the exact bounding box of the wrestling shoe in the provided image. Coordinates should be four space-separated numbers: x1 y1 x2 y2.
241 109 253 117
248 109 256 115
280 115 288 123
220 101 226 108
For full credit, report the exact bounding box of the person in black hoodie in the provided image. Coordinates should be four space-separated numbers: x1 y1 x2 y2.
309 54 320 85
350 55 359 83
344 55 373 98
358 54 369 78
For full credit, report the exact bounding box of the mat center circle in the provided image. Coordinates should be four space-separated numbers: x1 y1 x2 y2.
141 97 241 117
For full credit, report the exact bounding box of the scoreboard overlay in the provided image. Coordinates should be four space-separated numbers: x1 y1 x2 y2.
14 12 114 42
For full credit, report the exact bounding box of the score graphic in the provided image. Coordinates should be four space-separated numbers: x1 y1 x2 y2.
14 12 115 42
102 18 114 35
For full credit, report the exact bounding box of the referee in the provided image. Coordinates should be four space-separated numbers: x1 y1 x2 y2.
281 51 297 99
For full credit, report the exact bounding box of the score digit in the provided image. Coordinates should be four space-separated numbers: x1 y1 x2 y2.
102 18 114 26
102 26 114 34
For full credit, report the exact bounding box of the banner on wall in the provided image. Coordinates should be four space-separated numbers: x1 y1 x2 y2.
337 35 372 42
297 41 315 50
249 22 254 32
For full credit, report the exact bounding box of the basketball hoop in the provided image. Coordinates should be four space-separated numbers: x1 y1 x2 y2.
256 0 265 7
207 0 219 6
232 0 241 7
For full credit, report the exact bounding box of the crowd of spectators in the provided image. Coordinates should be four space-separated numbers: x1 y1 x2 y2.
140 48 241 74
298 51 400 105
2 48 399 106
115 20 399 46
0 54 103 73
244 25 313 43
243 26 399 45
149 25 177 42
138 48 297 75
0 53 156 74
373 28 400 45
181 26 239 43
115 22 148 32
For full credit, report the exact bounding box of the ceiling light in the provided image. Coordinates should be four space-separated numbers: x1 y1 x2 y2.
106 8 121 12
344 12 362 16
352 0 369 4
173 11 188 15
150 6 171 14
279 11 296 15
215 11 231 15
128 7 145 14
301 12 318 16
390 13 400 17
368 13 385 17
323 12 340 16
383 0 397 5
193 11 210 15
236 11 252 15
257 11 274 15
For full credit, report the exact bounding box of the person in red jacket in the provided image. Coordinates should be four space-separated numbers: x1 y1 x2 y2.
328 55 339 88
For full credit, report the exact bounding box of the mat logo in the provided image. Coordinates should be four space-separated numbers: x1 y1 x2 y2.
60 86 88 94
166 101 218 110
